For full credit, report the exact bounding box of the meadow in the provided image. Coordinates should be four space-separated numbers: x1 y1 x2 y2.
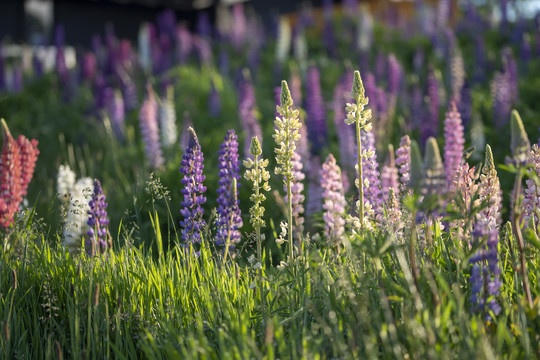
1 1 540 358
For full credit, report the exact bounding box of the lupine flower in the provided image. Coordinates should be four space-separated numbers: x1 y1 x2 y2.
139 85 164 169
306 155 322 217
108 89 125 142
57 164 76 213
176 23 192 64
387 53 402 96
87 179 110 256
523 144 540 229
63 177 93 251
450 48 465 103
81 53 97 82
0 120 39 229
479 145 503 229
215 130 242 250
244 136 271 263
422 66 440 146
179 127 207 247
381 144 399 204
473 36 487 84
239 73 262 157
179 112 193 151
451 162 479 242
320 153 346 248
159 86 178 149
510 109 531 166
208 81 221 117
284 152 305 240
361 130 383 219
502 47 518 103
395 135 411 195
385 187 403 238
491 71 512 129
332 79 356 174
444 102 465 190
305 65 328 154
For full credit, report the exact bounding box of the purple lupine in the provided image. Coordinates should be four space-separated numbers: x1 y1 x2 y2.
332 79 356 174
523 145 540 229
238 74 262 157
473 36 487 84
306 155 322 217
80 53 97 83
444 102 465 190
121 75 138 111
215 130 242 249
179 127 207 247
193 36 212 66
320 153 346 247
381 144 399 204
289 69 303 108
231 3 247 49
209 81 221 117
361 130 383 219
502 47 518 103
87 179 110 256
284 152 305 240
197 11 212 38
422 66 440 147
108 89 125 142
422 137 447 198
305 65 328 154
176 23 192 64
459 80 472 129
491 71 512 129
139 85 164 169
32 55 43 79
395 135 411 195
387 53 402 96
500 0 508 25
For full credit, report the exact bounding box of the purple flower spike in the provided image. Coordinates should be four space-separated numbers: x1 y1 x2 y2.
395 135 411 195
215 130 242 250
284 152 305 239
179 127 207 247
387 53 402 96
87 179 110 256
444 102 465 190
306 155 322 217
139 85 164 169
361 130 383 219
381 145 399 204
491 71 512 129
321 153 346 248
305 65 328 154
523 145 540 230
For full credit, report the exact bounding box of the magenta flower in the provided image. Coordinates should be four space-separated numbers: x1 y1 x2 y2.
320 153 346 247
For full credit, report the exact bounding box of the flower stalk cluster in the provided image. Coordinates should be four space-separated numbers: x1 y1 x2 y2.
244 136 270 264
320 153 346 249
139 84 164 169
179 127 207 249
0 119 39 229
87 179 110 256
345 70 372 233
273 80 302 259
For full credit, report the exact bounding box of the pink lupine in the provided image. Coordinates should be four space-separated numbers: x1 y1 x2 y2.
381 144 400 204
523 144 540 229
444 102 465 191
395 135 411 195
320 153 346 248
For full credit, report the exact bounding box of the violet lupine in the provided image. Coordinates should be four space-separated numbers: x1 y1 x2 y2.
87 179 110 256
423 66 440 146
159 86 178 149
306 155 322 217
305 65 328 154
523 145 540 230
387 53 402 97
361 129 383 220
108 89 125 142
491 71 512 129
451 162 479 242
179 127 207 248
381 144 400 204
320 153 346 248
332 79 356 174
395 135 411 195
139 85 164 169
238 73 262 158
444 102 465 191
0 120 39 229
176 23 192 64
284 152 305 241
502 48 518 103
215 130 242 252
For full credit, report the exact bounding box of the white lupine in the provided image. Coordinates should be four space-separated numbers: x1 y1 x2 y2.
138 23 152 73
159 86 178 148
275 18 291 64
62 177 93 251
57 164 76 210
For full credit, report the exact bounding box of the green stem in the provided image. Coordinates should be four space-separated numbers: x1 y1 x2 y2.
410 209 419 289
287 175 294 260
511 168 533 309
355 99 364 234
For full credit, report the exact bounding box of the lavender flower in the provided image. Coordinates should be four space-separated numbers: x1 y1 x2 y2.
479 145 503 230
491 71 512 129
450 48 465 103
444 102 465 190
284 152 305 240
320 153 346 248
510 109 531 166
179 127 207 247
502 48 518 103
395 135 411 195
523 145 540 229
306 155 322 217
387 53 402 96
238 73 262 157
459 80 472 129
87 179 110 256
108 89 125 142
139 85 164 169
305 65 328 154
361 130 382 220
215 130 242 250
381 144 399 204
159 86 178 149
451 162 479 242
